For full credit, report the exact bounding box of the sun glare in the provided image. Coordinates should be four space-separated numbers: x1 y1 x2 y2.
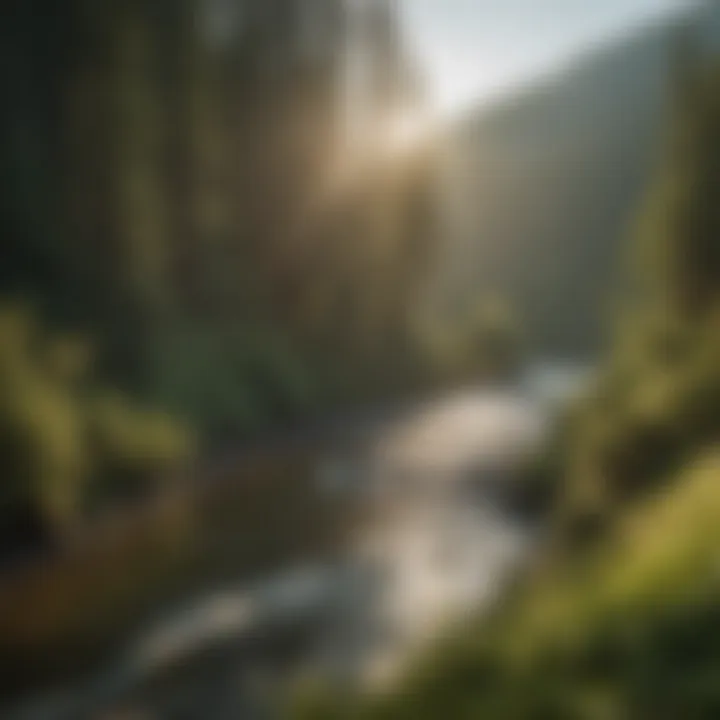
382 111 433 156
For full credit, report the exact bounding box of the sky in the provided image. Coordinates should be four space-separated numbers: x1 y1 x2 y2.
401 0 695 114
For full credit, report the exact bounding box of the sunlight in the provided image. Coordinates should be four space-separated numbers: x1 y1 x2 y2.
381 110 434 157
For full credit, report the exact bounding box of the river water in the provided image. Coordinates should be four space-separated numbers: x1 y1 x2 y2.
10 365 586 720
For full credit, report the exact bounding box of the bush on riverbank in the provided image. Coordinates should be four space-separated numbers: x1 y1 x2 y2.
385 452 720 720
0 303 195 552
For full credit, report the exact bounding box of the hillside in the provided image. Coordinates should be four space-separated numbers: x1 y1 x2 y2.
435 8 716 358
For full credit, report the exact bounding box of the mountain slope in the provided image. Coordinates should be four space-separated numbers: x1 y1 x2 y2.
436 8 718 358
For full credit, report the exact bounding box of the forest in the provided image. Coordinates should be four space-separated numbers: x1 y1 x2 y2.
3 1 720 718
0 0 458 550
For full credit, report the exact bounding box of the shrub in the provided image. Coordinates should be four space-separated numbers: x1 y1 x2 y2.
0 302 195 548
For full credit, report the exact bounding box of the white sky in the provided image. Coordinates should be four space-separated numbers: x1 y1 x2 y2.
401 0 696 114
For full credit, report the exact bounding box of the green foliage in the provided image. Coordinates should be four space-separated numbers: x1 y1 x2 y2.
0 305 90 534
420 295 525 385
553 65 720 531
511 421 569 520
149 324 319 438
87 391 195 501
0 303 194 540
468 295 524 381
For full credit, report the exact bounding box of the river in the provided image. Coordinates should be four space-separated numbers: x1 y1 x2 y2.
9 365 586 720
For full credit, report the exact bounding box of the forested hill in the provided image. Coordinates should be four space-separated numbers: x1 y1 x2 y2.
437 6 720 359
